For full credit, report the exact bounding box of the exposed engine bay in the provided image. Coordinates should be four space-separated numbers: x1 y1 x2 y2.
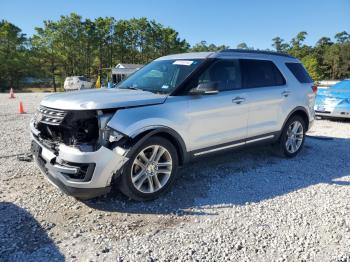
33 106 120 152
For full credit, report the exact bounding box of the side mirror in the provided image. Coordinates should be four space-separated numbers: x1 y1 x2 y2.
189 82 219 95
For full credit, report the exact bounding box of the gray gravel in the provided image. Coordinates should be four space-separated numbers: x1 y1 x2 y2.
1 92 350 261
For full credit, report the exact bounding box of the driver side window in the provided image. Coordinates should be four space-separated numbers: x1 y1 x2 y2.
197 59 242 91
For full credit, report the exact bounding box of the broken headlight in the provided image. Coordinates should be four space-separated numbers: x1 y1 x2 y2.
97 111 124 147
103 128 124 143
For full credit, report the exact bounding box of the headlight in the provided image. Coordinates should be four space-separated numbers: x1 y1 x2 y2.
107 128 124 142
99 126 124 145
97 111 124 145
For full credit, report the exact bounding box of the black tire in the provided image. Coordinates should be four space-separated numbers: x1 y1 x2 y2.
278 115 307 158
119 136 179 201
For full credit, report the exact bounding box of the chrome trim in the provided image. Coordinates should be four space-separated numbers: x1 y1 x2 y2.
194 135 275 156
51 164 78 175
245 135 275 144
194 142 245 156
38 106 67 125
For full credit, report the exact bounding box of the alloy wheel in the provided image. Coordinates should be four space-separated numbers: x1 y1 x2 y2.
285 120 304 154
131 145 173 194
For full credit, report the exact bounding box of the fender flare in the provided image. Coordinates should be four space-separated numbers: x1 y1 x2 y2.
126 126 189 165
280 106 310 133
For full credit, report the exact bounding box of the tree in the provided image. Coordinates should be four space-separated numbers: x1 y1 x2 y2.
323 44 342 79
316 37 333 47
272 37 289 52
4 17 350 90
0 20 29 90
30 15 190 89
236 42 254 50
301 55 321 80
334 31 350 44
31 20 62 92
288 31 311 59
191 41 228 52
291 31 307 48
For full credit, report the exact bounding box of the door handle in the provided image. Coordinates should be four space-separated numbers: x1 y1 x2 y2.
232 97 245 104
281 91 291 97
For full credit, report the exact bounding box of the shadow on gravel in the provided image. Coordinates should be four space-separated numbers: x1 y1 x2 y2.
85 134 350 216
0 202 64 261
318 117 350 123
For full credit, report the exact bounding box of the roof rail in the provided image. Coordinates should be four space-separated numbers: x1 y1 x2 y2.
219 49 295 58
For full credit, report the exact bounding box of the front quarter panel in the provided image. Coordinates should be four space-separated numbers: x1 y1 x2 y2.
107 96 190 151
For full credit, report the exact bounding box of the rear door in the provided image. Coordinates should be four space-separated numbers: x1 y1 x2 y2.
187 59 249 151
240 59 287 138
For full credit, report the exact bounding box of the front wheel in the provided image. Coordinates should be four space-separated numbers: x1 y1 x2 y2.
119 136 178 201
278 115 306 157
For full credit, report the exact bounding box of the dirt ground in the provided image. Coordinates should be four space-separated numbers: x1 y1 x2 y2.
1 93 350 261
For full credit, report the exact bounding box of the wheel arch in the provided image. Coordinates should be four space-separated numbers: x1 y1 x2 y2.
126 127 188 166
282 107 310 133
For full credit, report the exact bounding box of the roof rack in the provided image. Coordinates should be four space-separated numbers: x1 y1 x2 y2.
219 49 295 58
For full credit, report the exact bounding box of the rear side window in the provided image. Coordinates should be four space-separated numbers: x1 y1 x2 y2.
240 59 285 88
285 63 313 83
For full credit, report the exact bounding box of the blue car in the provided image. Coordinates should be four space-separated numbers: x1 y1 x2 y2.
315 79 350 119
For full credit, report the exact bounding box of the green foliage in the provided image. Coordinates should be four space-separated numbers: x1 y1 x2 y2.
272 31 350 80
190 41 229 52
301 55 321 80
1 15 350 91
0 20 29 90
236 42 254 50
3 14 190 90
272 37 289 52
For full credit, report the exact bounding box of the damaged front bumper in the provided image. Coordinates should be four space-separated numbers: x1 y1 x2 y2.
30 121 129 199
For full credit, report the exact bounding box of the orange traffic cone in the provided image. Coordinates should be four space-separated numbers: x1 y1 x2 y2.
9 88 15 99
19 101 25 114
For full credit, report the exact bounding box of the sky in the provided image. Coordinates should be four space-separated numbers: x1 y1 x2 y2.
1 0 349 49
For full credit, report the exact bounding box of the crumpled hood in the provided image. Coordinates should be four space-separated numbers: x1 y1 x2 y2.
40 88 168 110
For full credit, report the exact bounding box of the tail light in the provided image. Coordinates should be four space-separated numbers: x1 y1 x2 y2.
311 85 318 94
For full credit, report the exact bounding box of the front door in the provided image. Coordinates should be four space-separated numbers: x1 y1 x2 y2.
187 59 249 152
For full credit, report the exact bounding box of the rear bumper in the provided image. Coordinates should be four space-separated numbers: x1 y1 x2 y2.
30 121 129 199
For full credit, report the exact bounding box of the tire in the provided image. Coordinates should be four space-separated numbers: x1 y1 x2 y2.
119 136 179 201
278 115 307 158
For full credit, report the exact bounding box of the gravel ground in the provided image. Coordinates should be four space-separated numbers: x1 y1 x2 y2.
1 92 350 261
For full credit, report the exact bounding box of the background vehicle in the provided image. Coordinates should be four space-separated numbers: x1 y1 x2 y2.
64 76 93 91
315 79 350 119
31 50 316 201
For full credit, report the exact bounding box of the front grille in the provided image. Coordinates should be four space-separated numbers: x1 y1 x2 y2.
38 106 67 125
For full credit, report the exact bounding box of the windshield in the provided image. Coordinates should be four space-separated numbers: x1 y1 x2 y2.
117 59 204 94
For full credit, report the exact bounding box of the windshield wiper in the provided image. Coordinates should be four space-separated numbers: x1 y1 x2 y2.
118 86 141 90
119 86 167 95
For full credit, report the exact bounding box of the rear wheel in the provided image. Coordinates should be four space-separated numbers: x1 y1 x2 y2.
278 115 306 157
119 136 178 201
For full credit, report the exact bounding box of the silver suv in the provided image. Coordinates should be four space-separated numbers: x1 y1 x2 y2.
30 50 316 201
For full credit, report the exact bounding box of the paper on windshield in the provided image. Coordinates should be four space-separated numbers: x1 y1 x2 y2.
173 60 194 66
